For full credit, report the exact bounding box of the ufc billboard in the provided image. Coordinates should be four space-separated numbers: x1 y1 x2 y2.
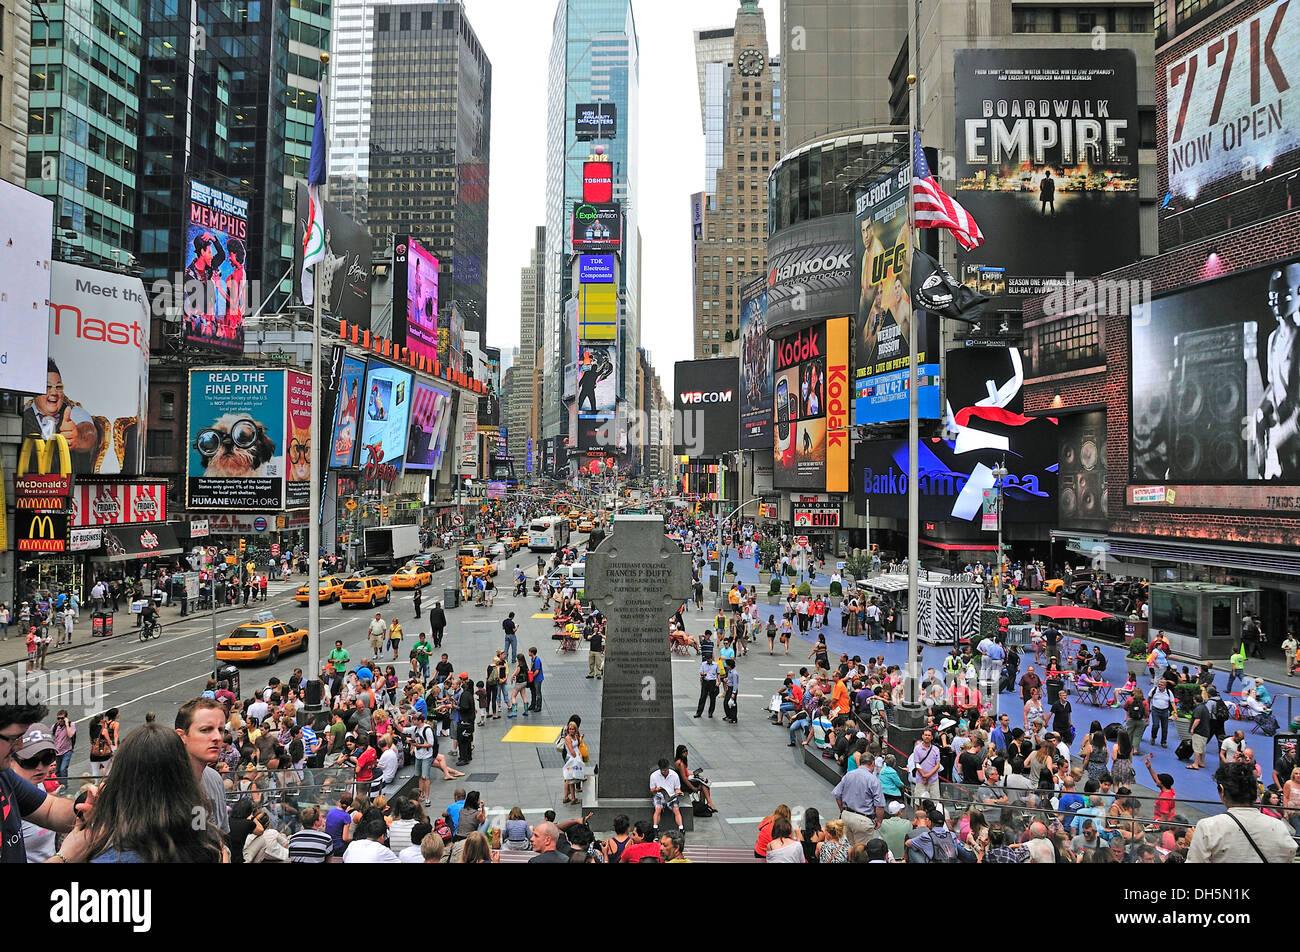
673 358 739 457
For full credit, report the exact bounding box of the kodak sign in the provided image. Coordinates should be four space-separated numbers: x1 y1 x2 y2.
826 316 849 493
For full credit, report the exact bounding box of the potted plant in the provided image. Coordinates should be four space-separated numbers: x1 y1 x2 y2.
768 575 783 602
1126 637 1147 659
797 581 812 598
725 560 736 578
828 580 843 599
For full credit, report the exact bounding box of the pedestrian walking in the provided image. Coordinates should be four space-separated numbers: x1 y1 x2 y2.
501 611 518 660
367 612 387 658
694 655 721 718
388 616 403 662
429 601 447 648
413 586 422 619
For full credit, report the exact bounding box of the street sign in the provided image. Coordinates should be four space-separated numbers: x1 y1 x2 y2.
271 543 280 557
345 499 358 512
797 535 809 548
452 513 465 527
253 516 268 532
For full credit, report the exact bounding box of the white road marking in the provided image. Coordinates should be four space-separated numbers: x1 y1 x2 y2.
705 781 755 789
724 816 765 824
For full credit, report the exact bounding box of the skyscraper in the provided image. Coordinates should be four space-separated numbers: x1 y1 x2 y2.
508 225 545 471
367 1 491 336
543 0 639 456
26 0 143 266
692 1 780 358
779 0 904 151
0 0 32 185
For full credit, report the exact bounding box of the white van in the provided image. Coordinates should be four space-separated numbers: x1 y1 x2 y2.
547 563 585 589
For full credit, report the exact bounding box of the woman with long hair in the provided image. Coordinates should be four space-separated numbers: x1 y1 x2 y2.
1082 729 1110 785
561 721 584 804
509 654 530 717
675 745 715 814
1110 729 1136 789
458 830 496 863
85 723 226 863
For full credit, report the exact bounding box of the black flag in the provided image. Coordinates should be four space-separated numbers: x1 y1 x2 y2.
911 248 989 324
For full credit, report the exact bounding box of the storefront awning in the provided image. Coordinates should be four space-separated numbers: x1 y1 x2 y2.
97 523 183 562
921 539 999 552
1106 536 1300 577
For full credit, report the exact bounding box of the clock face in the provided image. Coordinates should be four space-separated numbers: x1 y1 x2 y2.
738 47 764 76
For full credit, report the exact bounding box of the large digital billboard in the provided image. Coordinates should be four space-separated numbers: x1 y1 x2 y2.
953 49 1140 302
738 275 773 449
184 180 250 353
358 361 414 477
572 203 623 251
392 236 439 364
578 255 614 283
582 161 613 203
578 280 617 341
0 180 53 395
187 369 286 511
406 381 454 472
853 165 940 425
575 343 617 415
292 183 372 327
1164 0 1299 213
1129 258 1300 512
674 358 739 457
853 347 1058 523
284 369 313 509
23 263 149 475
575 102 617 140
765 214 857 331
774 322 847 491
329 355 367 469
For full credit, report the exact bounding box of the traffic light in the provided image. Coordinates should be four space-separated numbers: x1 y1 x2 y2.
239 538 246 555
380 505 389 522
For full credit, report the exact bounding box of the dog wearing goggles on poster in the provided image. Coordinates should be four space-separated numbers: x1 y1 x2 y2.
193 414 277 477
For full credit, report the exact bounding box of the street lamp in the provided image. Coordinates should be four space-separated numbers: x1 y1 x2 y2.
991 459 1008 596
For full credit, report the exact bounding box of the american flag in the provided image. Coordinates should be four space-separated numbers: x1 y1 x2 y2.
912 132 983 250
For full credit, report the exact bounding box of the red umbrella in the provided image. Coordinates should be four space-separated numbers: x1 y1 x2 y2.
1029 606 1111 621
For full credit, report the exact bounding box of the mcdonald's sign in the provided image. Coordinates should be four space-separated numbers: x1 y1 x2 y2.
18 511 70 553
17 435 73 478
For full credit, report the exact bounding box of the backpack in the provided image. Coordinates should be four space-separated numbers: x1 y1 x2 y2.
1174 738 1194 761
1212 698 1230 723
929 828 960 863
1255 712 1279 736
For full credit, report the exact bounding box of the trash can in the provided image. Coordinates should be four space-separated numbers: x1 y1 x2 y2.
214 664 240 701
91 612 113 638
1045 677 1064 708
443 587 460 609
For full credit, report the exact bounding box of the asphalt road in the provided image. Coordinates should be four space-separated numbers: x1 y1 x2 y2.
5 542 568 780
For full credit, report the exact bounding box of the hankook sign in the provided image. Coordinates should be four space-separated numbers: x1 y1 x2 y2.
765 214 858 331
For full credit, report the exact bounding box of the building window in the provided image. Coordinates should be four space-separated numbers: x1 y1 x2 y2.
1026 313 1102 378
146 429 173 458
399 11 410 31
160 391 175 421
421 11 432 29
1139 109 1156 149
443 9 455 28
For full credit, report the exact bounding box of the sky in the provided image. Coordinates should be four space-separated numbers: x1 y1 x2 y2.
464 0 781 378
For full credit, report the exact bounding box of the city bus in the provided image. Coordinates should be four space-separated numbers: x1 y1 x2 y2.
528 515 571 552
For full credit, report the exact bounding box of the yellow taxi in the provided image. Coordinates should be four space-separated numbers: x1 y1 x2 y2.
340 576 391 608
295 575 344 604
460 558 498 579
391 564 432 589
457 544 485 569
499 535 523 554
568 514 579 531
576 519 594 533
216 620 309 665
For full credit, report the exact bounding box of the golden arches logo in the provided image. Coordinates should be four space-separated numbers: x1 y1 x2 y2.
29 514 56 538
17 436 72 477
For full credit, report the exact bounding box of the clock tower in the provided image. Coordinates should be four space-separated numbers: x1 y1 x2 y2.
692 1 780 358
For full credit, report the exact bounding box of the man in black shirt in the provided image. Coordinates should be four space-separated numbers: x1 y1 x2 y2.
434 654 454 684
429 601 447 648
585 625 605 679
455 674 475 766
1050 693 1074 742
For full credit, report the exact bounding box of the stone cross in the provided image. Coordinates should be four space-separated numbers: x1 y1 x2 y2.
584 514 692 800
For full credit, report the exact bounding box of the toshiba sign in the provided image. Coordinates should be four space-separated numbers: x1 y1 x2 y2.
582 161 613 203
673 358 739 457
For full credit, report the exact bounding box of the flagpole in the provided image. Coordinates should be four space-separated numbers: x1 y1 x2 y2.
306 51 329 719
904 0 921 709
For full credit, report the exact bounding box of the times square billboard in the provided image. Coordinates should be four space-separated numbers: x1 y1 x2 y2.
953 49 1140 303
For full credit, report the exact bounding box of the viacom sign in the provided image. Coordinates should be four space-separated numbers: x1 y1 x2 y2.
673 357 740 457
